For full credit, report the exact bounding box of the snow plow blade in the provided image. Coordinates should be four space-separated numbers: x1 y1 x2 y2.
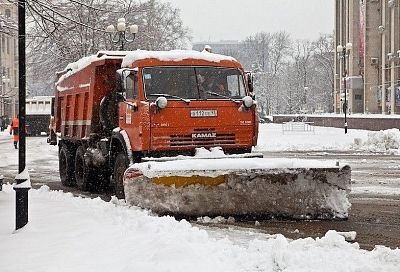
123 158 351 220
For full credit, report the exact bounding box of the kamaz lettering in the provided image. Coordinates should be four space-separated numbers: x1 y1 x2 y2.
191 132 217 139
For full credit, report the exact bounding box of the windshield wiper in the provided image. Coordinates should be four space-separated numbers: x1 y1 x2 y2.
148 93 191 104
206 91 241 104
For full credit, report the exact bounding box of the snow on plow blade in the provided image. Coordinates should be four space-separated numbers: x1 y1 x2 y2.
123 158 351 220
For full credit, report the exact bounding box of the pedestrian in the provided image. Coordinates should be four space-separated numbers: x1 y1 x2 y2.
0 116 3 132
9 114 19 149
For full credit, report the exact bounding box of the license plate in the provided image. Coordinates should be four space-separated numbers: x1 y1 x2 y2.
190 110 218 117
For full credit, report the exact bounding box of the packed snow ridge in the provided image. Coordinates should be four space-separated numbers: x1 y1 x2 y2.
351 128 400 154
133 146 346 178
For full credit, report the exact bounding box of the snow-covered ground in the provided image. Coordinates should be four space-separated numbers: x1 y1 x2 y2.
0 130 58 172
1 184 399 272
1 124 400 271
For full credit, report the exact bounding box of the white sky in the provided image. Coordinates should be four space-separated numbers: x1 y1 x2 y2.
161 0 334 43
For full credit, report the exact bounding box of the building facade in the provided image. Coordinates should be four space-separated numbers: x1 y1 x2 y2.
0 1 18 119
335 0 400 114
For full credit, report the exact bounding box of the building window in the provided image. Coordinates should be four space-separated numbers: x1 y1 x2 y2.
5 9 11 18
14 69 17 87
14 38 18 61
1 35 4 53
355 94 362 100
7 37 10 54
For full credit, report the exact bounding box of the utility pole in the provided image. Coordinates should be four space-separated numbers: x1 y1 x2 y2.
13 0 30 231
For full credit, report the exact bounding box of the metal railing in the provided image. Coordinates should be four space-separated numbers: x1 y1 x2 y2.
282 121 315 134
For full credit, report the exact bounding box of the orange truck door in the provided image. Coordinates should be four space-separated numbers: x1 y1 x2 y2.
118 70 150 152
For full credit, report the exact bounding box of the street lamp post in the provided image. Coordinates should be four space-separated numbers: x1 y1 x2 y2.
336 43 352 134
13 0 30 231
105 18 138 51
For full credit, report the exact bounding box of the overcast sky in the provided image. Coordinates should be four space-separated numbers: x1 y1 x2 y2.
160 0 334 43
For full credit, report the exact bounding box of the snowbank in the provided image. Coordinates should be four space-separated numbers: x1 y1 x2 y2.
255 124 400 154
255 124 369 152
0 185 399 272
351 128 400 154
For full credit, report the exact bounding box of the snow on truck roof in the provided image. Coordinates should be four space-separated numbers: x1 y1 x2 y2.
121 49 238 67
56 50 238 85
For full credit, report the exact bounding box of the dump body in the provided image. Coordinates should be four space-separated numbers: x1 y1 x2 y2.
54 57 122 140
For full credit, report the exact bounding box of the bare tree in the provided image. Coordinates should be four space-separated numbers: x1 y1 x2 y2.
311 34 335 112
239 31 334 115
288 39 313 113
240 32 272 72
135 0 190 50
24 0 191 96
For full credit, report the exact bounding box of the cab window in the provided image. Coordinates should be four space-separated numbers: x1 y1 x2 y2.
125 73 138 99
226 74 245 97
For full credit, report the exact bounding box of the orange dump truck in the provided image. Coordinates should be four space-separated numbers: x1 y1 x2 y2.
49 50 351 219
49 50 258 197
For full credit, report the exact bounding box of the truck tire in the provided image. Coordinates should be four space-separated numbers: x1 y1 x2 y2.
113 151 129 199
59 144 76 187
75 146 93 191
75 146 111 192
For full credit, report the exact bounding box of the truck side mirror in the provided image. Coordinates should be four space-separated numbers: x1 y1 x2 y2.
115 70 127 101
122 70 130 94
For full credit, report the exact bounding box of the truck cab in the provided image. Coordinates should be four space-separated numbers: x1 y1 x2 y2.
115 51 258 157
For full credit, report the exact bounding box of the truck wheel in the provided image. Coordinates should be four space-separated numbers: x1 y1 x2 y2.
59 144 76 187
113 152 129 199
75 146 92 191
75 146 111 192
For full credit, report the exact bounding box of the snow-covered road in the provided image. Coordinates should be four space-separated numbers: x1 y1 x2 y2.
2 124 400 196
1 124 400 271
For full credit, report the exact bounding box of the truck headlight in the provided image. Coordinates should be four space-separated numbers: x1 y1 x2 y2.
156 96 168 109
242 96 254 108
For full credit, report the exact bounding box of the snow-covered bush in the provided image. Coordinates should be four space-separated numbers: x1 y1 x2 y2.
351 128 400 154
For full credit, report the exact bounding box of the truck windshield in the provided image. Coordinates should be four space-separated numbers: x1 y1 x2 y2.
143 67 246 100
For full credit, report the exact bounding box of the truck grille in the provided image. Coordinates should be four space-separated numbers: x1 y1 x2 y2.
169 129 236 147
